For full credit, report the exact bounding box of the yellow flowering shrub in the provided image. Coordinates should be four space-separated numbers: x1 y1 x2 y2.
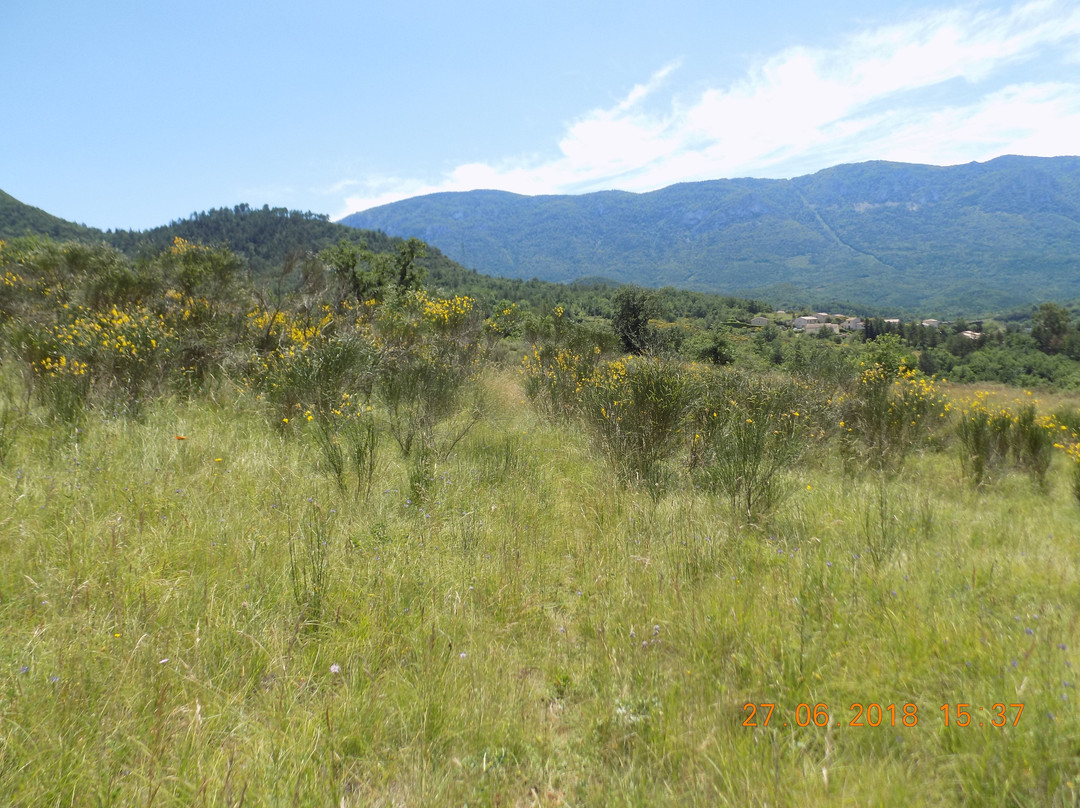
842 362 949 467
519 346 601 417
956 392 1064 487
484 303 521 337
247 303 377 422
574 356 695 488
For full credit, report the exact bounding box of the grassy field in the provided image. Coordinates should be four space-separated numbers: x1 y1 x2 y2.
1 366 1078 807
1 236 1078 805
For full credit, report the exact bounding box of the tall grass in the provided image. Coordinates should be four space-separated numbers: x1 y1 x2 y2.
3 241 1080 805
1 369 1078 806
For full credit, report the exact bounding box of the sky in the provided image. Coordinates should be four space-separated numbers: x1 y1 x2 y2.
2 0 1079 231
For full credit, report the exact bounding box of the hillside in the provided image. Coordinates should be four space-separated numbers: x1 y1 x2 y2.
104 204 418 276
339 155 1080 316
0 192 521 305
0 188 104 242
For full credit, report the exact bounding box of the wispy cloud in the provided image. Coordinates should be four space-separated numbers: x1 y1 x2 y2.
338 0 1080 218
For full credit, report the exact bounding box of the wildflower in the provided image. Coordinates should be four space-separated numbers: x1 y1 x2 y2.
330 663 341 674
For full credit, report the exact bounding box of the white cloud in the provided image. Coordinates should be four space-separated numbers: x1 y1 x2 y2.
338 0 1080 218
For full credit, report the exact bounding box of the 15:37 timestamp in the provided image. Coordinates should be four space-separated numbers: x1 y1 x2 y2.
743 702 1025 728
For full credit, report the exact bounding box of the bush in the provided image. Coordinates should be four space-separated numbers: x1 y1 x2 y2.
374 289 486 464
842 363 948 469
312 410 379 500
246 299 379 423
958 396 1061 488
692 370 811 519
577 356 696 488
520 345 601 419
1011 403 1055 487
956 402 1011 486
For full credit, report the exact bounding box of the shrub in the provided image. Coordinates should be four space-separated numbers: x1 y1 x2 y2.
1070 449 1080 506
1011 403 1055 487
312 408 379 500
958 396 1062 488
520 345 601 419
577 356 695 488
842 363 948 469
956 402 1011 486
783 338 859 386
4 236 247 414
692 370 811 519
374 289 486 464
14 302 176 417
34 356 91 424
248 305 377 422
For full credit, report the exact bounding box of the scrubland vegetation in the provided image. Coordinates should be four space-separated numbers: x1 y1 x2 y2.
2 234 1080 806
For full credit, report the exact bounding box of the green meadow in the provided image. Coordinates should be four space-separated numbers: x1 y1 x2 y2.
1 236 1079 806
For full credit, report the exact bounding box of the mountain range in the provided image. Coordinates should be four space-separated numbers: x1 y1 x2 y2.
339 155 1080 315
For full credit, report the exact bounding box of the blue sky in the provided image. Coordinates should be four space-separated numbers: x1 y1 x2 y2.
2 0 1079 231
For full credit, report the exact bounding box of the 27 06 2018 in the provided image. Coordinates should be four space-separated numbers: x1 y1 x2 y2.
743 702 1025 728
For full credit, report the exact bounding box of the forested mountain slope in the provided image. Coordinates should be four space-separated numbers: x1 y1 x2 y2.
340 156 1080 314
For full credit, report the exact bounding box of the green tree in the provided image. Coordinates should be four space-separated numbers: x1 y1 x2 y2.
1031 302 1071 354
393 237 427 290
684 329 732 364
318 238 395 302
611 285 657 354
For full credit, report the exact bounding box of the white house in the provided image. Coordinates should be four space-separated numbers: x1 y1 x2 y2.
841 317 864 331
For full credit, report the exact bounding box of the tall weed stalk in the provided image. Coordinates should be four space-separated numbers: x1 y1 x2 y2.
289 505 334 627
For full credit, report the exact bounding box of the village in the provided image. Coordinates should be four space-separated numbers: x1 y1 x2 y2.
752 311 984 340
